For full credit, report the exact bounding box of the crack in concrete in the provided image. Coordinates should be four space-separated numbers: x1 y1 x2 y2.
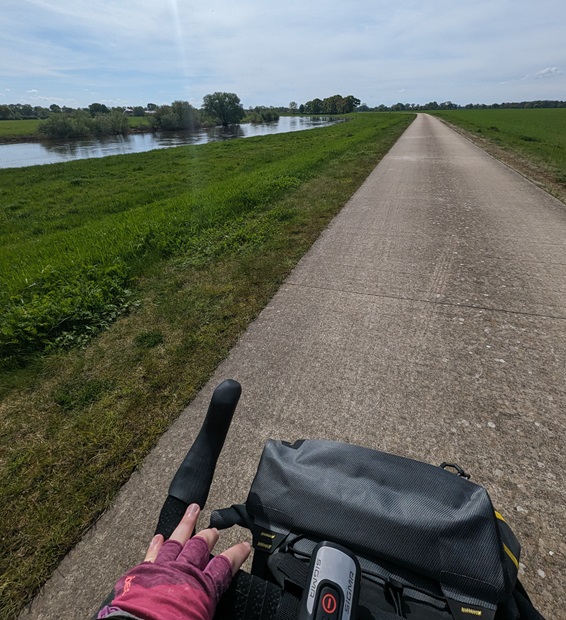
287 281 566 321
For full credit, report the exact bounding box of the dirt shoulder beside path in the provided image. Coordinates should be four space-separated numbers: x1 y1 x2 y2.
436 116 566 206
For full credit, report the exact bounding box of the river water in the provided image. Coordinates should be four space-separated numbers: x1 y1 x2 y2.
0 116 338 169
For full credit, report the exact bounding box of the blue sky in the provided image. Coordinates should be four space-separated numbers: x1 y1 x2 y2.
1 0 565 109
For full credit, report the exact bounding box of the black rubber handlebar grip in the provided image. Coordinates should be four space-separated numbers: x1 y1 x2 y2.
154 495 191 540
93 380 242 619
155 379 241 538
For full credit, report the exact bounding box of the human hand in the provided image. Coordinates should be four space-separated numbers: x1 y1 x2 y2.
98 503 251 620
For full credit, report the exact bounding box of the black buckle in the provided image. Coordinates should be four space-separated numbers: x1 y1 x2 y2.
440 462 471 479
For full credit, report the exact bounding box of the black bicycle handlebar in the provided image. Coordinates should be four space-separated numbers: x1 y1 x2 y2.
94 380 261 620
155 378 241 539
151 379 281 618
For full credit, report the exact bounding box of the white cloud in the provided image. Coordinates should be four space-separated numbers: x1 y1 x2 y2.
1 0 566 107
534 67 562 79
36 95 74 103
501 66 564 86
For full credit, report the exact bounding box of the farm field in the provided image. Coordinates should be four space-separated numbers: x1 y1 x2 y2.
0 112 414 618
433 109 566 200
0 119 41 140
126 116 151 128
0 116 151 141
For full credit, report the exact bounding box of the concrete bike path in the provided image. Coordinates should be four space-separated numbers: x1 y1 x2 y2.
22 114 566 619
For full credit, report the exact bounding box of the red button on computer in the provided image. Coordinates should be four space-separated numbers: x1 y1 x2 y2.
322 592 337 614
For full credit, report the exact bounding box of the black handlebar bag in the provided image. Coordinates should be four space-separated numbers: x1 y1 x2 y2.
213 439 542 620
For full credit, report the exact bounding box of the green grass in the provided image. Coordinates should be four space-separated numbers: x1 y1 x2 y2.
0 117 150 141
432 109 566 194
0 112 414 618
0 119 41 140
1 116 410 363
128 116 151 128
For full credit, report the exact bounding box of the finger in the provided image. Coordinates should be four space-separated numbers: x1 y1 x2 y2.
177 535 210 569
168 503 200 546
219 541 252 576
154 539 183 564
193 528 220 552
203 555 233 601
177 528 220 570
144 534 164 562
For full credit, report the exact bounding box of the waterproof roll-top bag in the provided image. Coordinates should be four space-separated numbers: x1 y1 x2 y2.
240 439 520 620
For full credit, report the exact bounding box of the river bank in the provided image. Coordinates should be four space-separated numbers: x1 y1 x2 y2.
0 115 337 145
0 116 342 168
0 118 152 144
0 124 165 145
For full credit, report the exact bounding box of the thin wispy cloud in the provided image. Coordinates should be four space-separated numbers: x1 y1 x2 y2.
534 67 562 79
501 66 564 86
1 0 565 107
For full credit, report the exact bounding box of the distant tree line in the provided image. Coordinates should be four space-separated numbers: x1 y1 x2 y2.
0 103 51 120
3 98 566 126
355 100 566 112
0 93 253 139
243 106 280 123
297 95 361 115
0 102 148 121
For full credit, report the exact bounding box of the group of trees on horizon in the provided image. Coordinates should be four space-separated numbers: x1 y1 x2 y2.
135 94 280 131
3 93 254 139
1 93 285 139
294 94 361 115
355 99 566 112
0 94 274 126
2 97 566 124
2 95 566 140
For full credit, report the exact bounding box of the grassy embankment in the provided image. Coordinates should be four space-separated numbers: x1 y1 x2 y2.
0 112 414 618
432 108 566 203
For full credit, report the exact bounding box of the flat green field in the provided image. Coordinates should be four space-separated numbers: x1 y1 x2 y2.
0 112 414 618
432 109 566 193
0 117 150 141
0 119 41 139
128 116 151 128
